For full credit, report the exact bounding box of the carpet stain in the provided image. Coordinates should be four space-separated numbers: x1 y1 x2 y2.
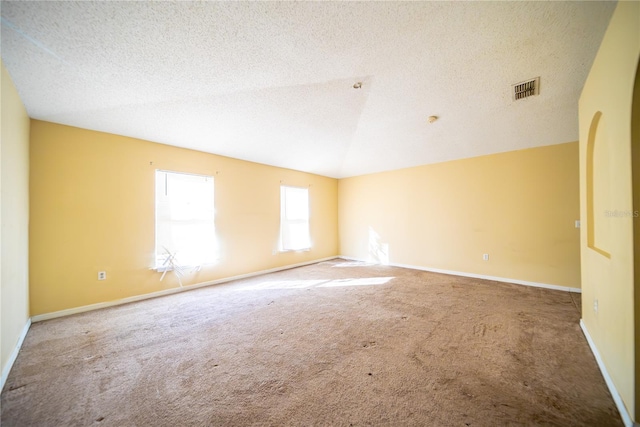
473 323 487 337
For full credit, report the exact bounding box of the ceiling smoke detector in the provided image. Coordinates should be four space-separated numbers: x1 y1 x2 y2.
512 77 540 101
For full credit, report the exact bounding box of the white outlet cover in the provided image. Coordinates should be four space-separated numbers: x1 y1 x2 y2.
98 271 106 280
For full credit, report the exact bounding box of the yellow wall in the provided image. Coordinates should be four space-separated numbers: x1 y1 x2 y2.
339 142 580 289
29 120 338 315
1 63 30 378
578 1 639 421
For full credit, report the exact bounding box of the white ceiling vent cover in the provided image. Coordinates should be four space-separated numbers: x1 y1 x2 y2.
512 77 540 101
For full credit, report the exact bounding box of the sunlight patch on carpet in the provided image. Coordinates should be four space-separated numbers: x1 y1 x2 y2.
317 277 393 287
241 277 394 290
332 261 377 268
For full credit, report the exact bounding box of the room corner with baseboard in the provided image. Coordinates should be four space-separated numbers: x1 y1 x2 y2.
0 63 31 393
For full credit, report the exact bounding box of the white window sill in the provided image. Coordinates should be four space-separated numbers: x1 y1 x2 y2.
152 259 220 272
152 264 202 273
278 248 311 253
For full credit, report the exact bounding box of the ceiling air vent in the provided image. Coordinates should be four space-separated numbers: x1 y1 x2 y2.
512 77 540 101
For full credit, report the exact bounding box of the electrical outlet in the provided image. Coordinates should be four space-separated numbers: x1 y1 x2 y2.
575 220 581 228
483 254 489 261
98 271 106 281
593 298 598 314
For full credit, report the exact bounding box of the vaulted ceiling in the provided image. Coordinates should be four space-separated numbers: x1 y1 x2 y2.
1 1 616 178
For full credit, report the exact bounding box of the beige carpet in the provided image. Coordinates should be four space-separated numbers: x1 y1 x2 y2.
1 259 623 426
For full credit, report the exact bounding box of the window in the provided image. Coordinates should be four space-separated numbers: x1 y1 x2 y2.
155 170 216 269
280 185 310 251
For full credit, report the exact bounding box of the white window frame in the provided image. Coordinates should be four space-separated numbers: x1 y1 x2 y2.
155 170 216 270
280 185 311 252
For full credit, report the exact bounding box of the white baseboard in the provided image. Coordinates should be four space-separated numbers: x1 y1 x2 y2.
1 318 31 392
338 256 581 293
31 256 340 323
580 320 633 427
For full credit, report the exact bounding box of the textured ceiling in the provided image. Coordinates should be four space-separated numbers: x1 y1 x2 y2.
1 1 616 178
